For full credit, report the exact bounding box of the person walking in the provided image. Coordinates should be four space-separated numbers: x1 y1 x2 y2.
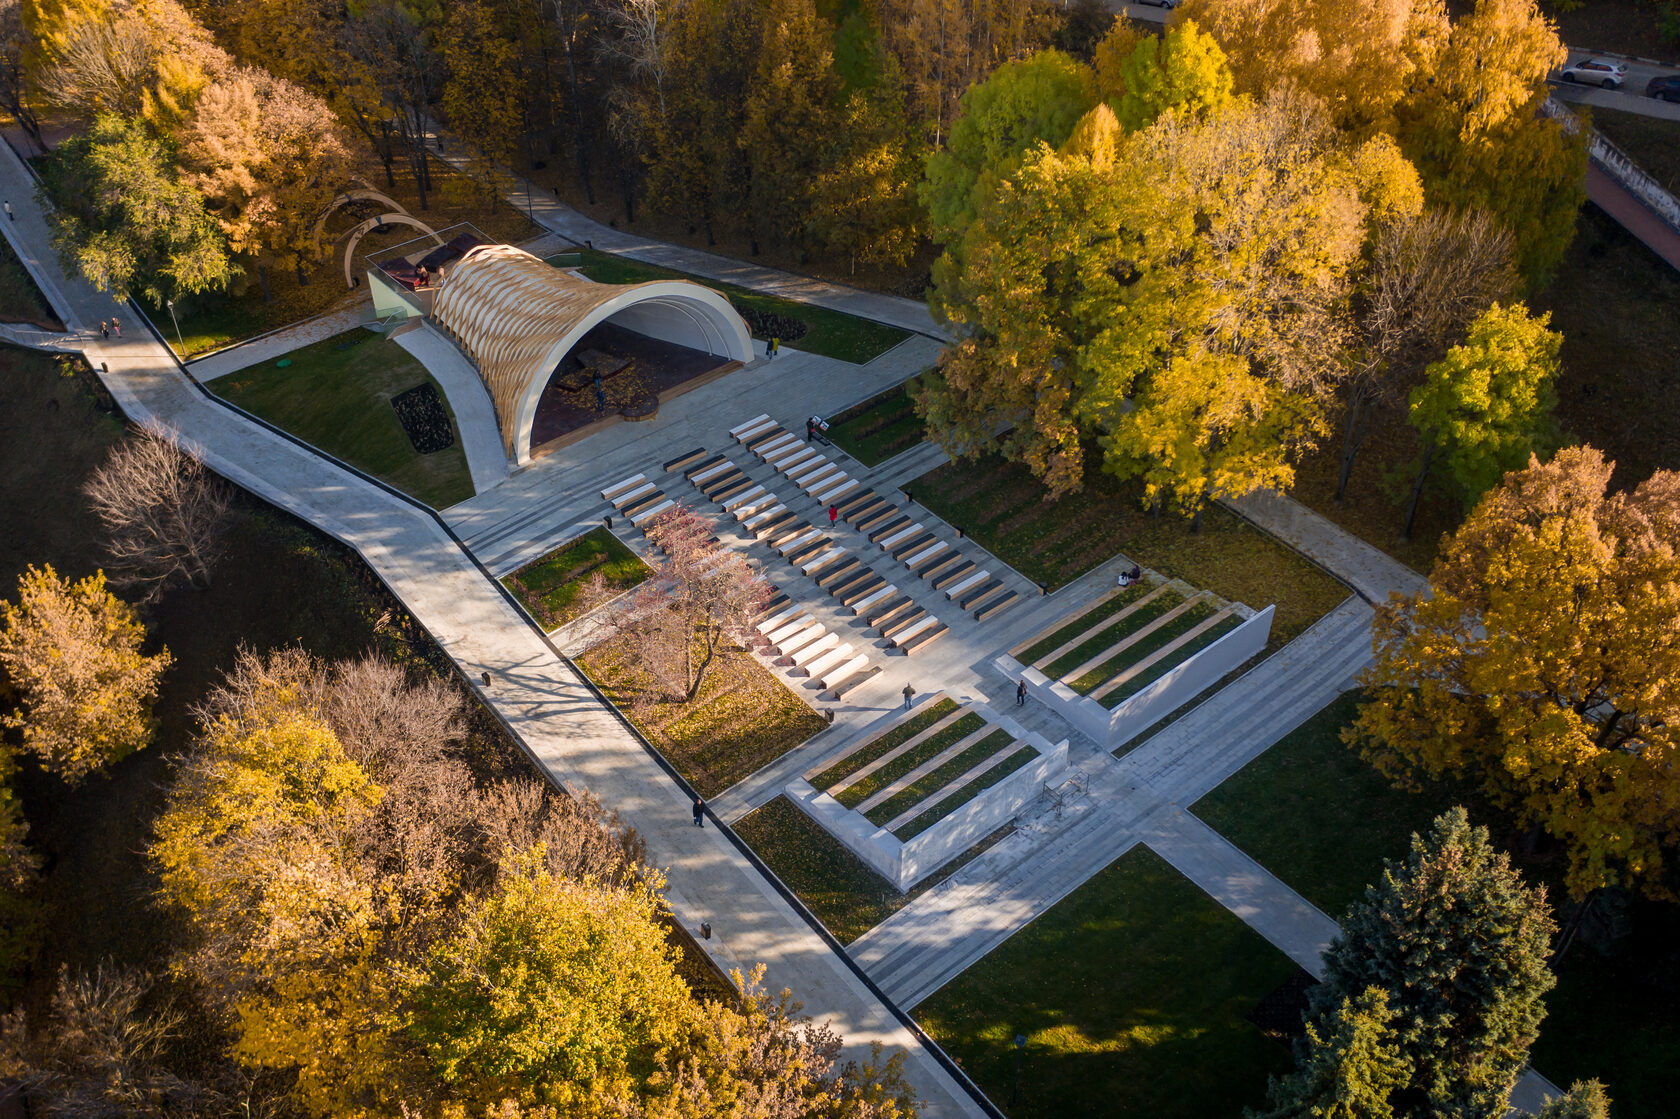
4 201 13 221
902 683 916 710
595 385 607 414
805 417 815 443
769 337 779 359
828 503 839 527
99 320 109 339
692 797 705 827
110 316 120 338
1017 679 1027 706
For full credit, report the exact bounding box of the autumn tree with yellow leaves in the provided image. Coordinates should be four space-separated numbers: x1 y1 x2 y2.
1347 446 1680 900
0 564 170 783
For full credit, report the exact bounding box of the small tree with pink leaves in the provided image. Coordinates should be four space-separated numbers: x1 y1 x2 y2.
611 505 771 703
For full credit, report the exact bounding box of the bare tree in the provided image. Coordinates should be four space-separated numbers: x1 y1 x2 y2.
604 505 771 703
1335 207 1518 500
83 420 233 602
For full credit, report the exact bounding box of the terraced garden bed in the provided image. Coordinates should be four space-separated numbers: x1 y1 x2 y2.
1098 612 1242 707
866 728 1016 826
811 697 957 789
894 745 1039 840
1038 587 1183 680
1015 583 1152 665
833 712 986 809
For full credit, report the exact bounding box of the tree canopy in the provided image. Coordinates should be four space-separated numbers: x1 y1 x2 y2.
1349 446 1680 899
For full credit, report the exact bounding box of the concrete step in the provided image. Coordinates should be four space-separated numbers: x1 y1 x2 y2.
849 583 896 615
824 662 878 700
664 447 709 473
880 606 928 640
888 615 939 648
931 559 976 590
730 414 773 439
804 642 857 680
601 472 647 501
956 577 1003 610
864 594 916 628
973 588 1020 621
816 558 864 589
628 499 676 526
915 551 966 581
902 539 947 568
901 622 949 655
857 506 903 534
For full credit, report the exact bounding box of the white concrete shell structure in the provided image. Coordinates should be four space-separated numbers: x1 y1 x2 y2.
431 244 752 463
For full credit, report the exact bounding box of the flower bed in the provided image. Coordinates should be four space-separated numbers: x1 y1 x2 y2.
733 305 809 342
390 382 455 454
826 382 927 467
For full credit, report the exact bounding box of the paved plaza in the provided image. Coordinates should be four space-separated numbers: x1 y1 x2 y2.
0 130 1563 1113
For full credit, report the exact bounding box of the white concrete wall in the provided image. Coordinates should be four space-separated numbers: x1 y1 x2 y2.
786 781 905 884
899 738 1068 889
1106 605 1274 750
607 296 736 357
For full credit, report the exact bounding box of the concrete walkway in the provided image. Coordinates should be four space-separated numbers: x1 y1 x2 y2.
394 323 510 494
0 137 987 1119
189 305 370 382
1225 488 1430 603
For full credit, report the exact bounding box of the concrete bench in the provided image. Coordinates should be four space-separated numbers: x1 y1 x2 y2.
880 607 929 640
720 484 766 511
601 472 647 501
901 540 947 568
956 577 1004 610
846 582 895 613
943 570 990 599
822 659 877 699
973 588 1020 621
730 414 773 439
627 499 676 525
811 477 857 504
790 633 842 668
803 643 856 680
778 623 831 658
878 524 923 551
901 622 949 655
931 560 977 590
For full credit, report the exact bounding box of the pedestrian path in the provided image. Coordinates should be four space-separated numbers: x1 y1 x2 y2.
1225 488 1429 603
0 138 988 1119
188 305 371 381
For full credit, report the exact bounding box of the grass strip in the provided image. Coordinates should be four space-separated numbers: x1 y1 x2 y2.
892 745 1039 840
811 698 957 790
910 444 1348 644
1099 614 1242 707
735 796 1012 944
562 249 910 364
1016 584 1151 665
1042 592 1182 680
826 383 926 466
837 713 986 808
865 729 1015 826
501 527 649 629
1071 602 1216 693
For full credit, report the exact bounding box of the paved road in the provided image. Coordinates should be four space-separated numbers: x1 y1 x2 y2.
0 138 990 1119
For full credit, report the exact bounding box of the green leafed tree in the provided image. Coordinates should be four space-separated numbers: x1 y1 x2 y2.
39 113 234 303
919 48 1095 253
1311 808 1556 1119
1104 18 1236 132
1401 301 1561 536
1250 987 1410 1119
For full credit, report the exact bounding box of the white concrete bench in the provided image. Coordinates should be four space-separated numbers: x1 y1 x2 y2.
878 524 922 550
889 615 939 648
627 498 675 525
799 547 847 575
811 477 857 503
778 623 831 657
601 473 647 501
902 540 947 567
689 461 734 486
819 653 872 691
731 414 773 439
803 643 856 679
790 633 841 667
849 585 897 615
721 484 766 511
944 570 990 598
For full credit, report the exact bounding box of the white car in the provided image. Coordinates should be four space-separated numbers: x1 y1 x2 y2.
1132 0 1178 7
1560 58 1629 89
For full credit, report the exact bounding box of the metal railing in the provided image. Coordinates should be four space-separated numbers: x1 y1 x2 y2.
1543 96 1680 236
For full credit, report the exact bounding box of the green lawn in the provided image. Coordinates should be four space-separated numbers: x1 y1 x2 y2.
835 713 985 809
733 795 1008 944
867 728 1014 826
1193 691 1679 1118
894 746 1037 840
558 248 911 364
911 449 1349 645
212 328 475 509
811 698 958 790
502 527 649 630
918 846 1296 1119
0 236 61 330
826 382 926 466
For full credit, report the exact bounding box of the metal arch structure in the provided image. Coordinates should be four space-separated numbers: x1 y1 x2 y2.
431 244 752 463
342 214 444 287
312 186 412 257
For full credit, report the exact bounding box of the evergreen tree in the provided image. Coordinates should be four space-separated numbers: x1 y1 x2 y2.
1251 986 1410 1119
1312 808 1556 1119
1535 1080 1613 1119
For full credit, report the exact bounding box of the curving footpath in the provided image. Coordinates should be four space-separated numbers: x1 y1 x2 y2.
0 143 988 1117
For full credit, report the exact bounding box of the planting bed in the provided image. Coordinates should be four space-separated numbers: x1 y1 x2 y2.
501 527 650 630
826 383 926 467
811 698 957 789
390 383 455 453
